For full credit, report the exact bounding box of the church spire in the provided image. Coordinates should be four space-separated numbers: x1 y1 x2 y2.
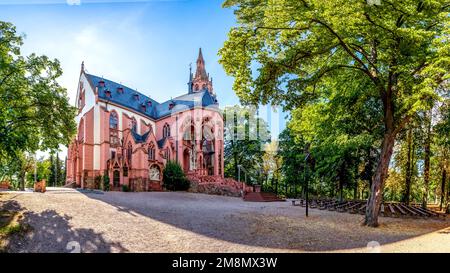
198 47 204 62
80 61 85 75
188 63 194 94
195 48 208 81
191 48 214 96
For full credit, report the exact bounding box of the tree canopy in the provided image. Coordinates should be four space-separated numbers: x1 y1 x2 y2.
0 21 77 189
0 21 77 158
223 105 270 184
220 0 450 226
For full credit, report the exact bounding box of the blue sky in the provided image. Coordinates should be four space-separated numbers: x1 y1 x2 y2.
0 0 286 158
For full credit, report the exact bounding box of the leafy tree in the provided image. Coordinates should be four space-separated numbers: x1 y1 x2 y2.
163 161 189 191
48 153 56 187
24 156 50 188
220 0 450 226
102 174 110 191
0 21 76 168
223 105 270 184
278 127 306 197
435 99 450 211
261 140 282 194
48 153 65 187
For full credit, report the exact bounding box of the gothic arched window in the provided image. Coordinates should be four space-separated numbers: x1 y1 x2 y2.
127 142 132 165
131 117 137 132
165 148 170 161
109 111 119 147
78 118 85 142
109 111 118 129
163 123 170 138
148 143 155 161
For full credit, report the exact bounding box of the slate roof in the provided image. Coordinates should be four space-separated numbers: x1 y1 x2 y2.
157 138 167 149
85 73 219 120
131 130 150 144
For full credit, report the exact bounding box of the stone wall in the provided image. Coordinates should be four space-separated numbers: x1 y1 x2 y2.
187 174 253 197
129 178 163 192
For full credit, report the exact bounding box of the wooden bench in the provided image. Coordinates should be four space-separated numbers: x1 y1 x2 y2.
400 204 418 217
414 206 440 218
336 201 351 210
394 204 407 216
319 200 335 209
358 204 367 214
407 205 430 217
387 203 396 216
347 202 363 213
328 201 344 211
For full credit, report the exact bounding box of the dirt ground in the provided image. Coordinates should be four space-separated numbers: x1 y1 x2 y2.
0 188 449 253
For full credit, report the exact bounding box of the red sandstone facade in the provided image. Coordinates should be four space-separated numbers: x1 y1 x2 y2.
66 49 224 191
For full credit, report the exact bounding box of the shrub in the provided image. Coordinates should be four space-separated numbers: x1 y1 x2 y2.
103 175 110 191
163 161 190 191
94 175 102 189
122 184 130 192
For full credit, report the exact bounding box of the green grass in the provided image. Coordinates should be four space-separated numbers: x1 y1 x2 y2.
0 210 29 252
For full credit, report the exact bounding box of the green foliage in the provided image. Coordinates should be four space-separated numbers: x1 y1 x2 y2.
261 140 282 193
102 175 110 192
163 161 189 191
0 21 76 172
277 127 306 197
94 175 102 189
48 154 65 187
220 0 450 224
121 184 130 192
223 105 270 184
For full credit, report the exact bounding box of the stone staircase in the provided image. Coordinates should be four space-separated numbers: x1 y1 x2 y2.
243 192 285 202
64 181 77 188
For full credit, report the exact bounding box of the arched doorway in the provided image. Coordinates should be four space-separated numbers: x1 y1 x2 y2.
183 149 190 172
182 123 196 173
113 170 120 188
201 120 215 175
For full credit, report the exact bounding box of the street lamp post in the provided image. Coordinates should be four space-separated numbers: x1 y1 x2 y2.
304 153 310 217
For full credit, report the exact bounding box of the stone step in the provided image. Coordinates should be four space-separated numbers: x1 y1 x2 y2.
243 192 285 202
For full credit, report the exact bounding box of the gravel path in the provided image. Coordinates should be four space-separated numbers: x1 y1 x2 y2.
1 188 449 253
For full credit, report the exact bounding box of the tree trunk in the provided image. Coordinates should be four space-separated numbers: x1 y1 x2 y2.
19 171 25 191
422 111 432 209
365 132 396 227
440 168 447 211
275 178 278 195
403 127 413 205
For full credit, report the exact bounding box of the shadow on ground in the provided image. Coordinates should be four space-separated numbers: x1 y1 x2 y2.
83 191 450 252
1 199 127 253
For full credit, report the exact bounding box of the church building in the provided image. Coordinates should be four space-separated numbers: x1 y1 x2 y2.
66 49 224 191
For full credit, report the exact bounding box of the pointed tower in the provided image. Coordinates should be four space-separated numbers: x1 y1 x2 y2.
191 48 214 95
187 63 194 94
